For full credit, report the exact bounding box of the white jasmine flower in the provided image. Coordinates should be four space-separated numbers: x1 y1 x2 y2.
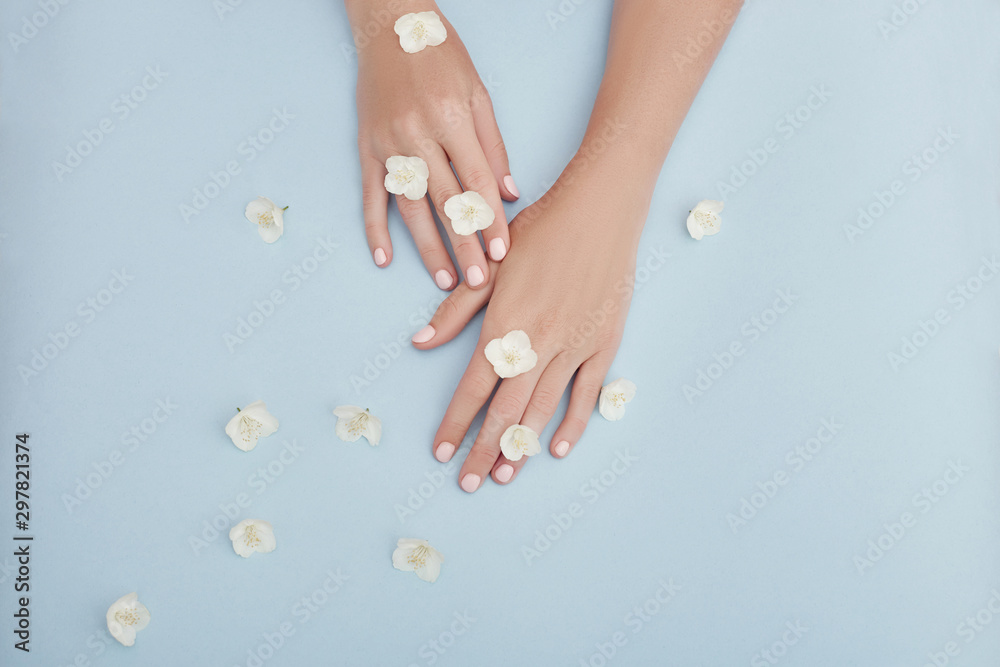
484 330 537 378
499 424 541 462
686 200 724 240
229 519 276 558
334 405 382 446
599 378 636 421
384 155 429 200
225 401 279 452
392 538 444 583
245 196 286 243
444 191 494 236
394 12 447 53
106 593 150 647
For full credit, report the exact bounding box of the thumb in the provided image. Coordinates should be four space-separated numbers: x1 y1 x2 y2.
411 263 496 349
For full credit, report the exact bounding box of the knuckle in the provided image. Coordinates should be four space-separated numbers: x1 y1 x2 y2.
490 394 524 425
460 166 493 193
564 414 589 435
529 386 563 416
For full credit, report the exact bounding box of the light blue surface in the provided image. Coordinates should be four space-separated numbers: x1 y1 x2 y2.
2 1 999 665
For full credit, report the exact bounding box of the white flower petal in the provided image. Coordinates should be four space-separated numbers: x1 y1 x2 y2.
229 519 275 557
444 191 494 236
599 378 637 421
245 196 285 243
392 538 443 582
106 593 150 647
334 405 381 446
394 12 447 53
499 424 541 462
225 401 279 451
484 330 537 378
686 200 723 240
384 155 429 200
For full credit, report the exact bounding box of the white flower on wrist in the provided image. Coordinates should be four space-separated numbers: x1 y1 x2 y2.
384 155 429 200
245 196 286 243
334 405 382 446
106 593 150 647
392 538 444 583
444 191 494 236
229 519 276 558
599 378 636 421
500 424 541 462
484 330 537 378
394 12 447 53
225 401 279 452
686 200 724 240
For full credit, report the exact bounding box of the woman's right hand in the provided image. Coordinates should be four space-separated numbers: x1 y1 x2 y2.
347 0 518 290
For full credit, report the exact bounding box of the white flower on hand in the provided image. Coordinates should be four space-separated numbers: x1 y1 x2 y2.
393 12 447 53
106 593 150 647
499 424 541 462
225 401 279 452
229 519 276 558
484 330 538 378
392 538 444 583
599 378 636 421
334 405 382 446
444 191 495 236
384 156 429 200
245 196 286 243
686 200 724 240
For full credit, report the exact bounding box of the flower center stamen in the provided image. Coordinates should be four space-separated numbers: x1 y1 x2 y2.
394 168 415 184
257 211 274 228
244 523 261 548
411 21 427 40
348 412 369 437
609 391 625 408
239 416 262 446
694 210 716 230
504 349 521 366
408 545 429 568
115 609 141 626
461 204 478 221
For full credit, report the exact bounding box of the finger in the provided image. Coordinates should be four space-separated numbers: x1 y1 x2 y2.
471 90 518 201
395 194 457 290
361 152 392 267
431 337 498 466
550 351 614 459
410 261 495 349
444 132 510 263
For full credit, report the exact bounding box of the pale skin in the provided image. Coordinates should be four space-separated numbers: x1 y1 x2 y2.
345 0 743 490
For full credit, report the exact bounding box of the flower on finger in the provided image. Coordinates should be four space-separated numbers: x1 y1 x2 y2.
245 196 286 243
392 538 444 583
384 155 429 200
225 401 279 452
394 11 447 53
599 378 636 421
444 191 494 236
499 424 541 462
686 200 724 240
229 519 276 558
484 330 537 378
106 593 150 647
334 405 382 446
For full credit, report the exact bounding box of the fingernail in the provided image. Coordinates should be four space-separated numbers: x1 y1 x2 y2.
435 442 455 462
466 265 484 287
495 464 514 483
461 473 481 493
503 175 520 199
373 247 387 266
434 270 453 290
554 440 570 457
411 325 435 344
488 238 507 261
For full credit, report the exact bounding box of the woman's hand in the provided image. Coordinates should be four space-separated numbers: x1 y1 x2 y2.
348 0 517 290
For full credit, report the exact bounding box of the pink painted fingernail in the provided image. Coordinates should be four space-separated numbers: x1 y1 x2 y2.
495 464 514 483
435 442 455 462
461 473 481 493
434 270 453 290
555 440 570 457
466 265 485 287
503 175 520 199
373 247 387 266
411 325 435 344
489 238 507 261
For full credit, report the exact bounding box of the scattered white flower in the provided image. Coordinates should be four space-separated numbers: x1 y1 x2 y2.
444 191 494 236
225 401 279 452
484 330 538 378
334 405 382 446
106 593 150 647
393 12 447 53
384 155 429 200
245 196 286 243
499 424 541 462
599 378 637 421
229 519 276 558
686 200 724 240
392 538 444 583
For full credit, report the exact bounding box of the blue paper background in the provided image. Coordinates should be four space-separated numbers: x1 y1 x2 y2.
2 1 999 665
